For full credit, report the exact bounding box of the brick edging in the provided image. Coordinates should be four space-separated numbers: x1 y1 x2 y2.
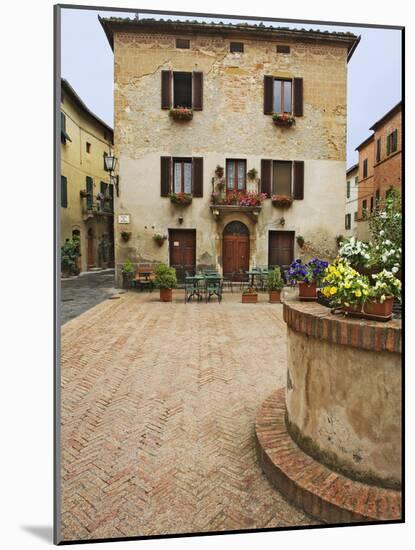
283 299 401 353
255 388 402 524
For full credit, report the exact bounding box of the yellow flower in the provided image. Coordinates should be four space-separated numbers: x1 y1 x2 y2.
330 287 337 295
344 282 351 289
355 289 362 298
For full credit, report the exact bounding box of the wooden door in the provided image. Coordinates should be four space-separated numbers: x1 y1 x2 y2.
223 221 250 278
169 229 196 282
268 231 294 269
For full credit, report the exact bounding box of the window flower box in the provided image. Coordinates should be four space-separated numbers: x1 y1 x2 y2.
272 112 296 127
242 288 258 303
271 194 293 208
169 107 193 121
169 192 192 206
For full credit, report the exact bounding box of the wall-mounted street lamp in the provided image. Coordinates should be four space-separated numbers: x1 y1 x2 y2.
104 153 119 196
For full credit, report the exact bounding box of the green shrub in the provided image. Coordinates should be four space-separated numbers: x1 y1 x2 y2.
61 238 81 275
154 264 177 289
121 259 134 275
266 267 285 291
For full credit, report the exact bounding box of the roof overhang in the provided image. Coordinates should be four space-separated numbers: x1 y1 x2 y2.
98 16 359 61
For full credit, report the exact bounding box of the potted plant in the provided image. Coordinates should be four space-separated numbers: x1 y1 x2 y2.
155 264 177 302
363 270 401 321
287 258 328 301
153 233 167 247
336 235 344 248
321 258 370 316
61 237 81 277
247 168 258 181
215 165 224 179
272 112 296 127
169 106 193 121
80 189 92 199
296 235 305 248
121 259 134 289
266 267 284 303
271 194 293 208
242 287 258 304
169 192 193 206
120 231 131 242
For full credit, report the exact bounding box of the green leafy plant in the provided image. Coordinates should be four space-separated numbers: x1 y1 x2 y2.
338 236 370 268
266 267 285 291
61 237 81 275
153 233 167 242
369 188 401 273
247 168 258 181
296 235 305 248
121 259 134 275
242 287 258 295
121 231 131 242
272 112 296 126
169 192 192 206
154 264 177 289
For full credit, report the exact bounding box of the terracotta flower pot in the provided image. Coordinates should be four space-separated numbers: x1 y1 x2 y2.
269 290 282 303
159 288 172 302
242 292 258 304
298 282 317 301
363 296 394 321
155 239 165 247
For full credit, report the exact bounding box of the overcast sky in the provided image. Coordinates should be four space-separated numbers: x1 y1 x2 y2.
61 8 402 166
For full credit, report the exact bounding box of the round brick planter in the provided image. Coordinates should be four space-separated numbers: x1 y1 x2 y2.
256 297 402 523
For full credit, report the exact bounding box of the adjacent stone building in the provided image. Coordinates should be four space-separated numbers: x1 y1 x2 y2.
60 79 115 272
344 163 358 237
355 101 402 241
99 17 359 283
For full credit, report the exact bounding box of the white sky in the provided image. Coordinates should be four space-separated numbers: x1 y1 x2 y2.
61 8 402 166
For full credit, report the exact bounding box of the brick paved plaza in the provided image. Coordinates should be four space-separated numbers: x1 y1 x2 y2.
60 290 318 541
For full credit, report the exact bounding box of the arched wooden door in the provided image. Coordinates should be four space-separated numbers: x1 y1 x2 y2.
223 221 249 278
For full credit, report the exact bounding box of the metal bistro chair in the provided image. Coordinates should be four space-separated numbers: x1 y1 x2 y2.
258 266 269 291
205 275 222 303
222 271 235 293
184 271 202 303
239 269 250 292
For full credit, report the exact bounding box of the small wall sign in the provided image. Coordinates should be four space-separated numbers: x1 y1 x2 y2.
118 214 130 224
173 241 180 247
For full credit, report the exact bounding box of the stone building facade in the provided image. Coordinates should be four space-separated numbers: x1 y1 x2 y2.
99 18 358 284
345 163 358 237
355 102 402 241
60 79 115 273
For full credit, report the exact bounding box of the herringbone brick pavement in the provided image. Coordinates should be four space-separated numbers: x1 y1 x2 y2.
60 291 318 541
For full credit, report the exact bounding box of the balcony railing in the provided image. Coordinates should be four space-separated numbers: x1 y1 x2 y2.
209 190 266 222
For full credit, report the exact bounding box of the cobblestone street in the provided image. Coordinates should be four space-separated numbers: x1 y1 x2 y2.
60 269 119 324
60 290 318 541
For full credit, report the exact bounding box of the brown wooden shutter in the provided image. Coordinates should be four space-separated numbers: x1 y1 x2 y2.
160 156 172 196
261 159 272 197
293 78 303 116
161 70 172 109
192 157 203 197
192 72 203 110
293 161 304 200
264 76 274 114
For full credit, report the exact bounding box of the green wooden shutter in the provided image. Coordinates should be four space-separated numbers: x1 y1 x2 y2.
61 175 68 208
386 135 391 156
86 176 93 208
192 157 203 197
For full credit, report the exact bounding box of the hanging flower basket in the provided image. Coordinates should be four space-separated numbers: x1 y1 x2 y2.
153 234 167 247
169 192 192 206
271 194 293 208
80 189 92 199
169 107 193 121
272 113 296 127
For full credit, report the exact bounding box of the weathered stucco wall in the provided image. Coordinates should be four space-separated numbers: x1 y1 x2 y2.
113 29 349 281
284 301 402 489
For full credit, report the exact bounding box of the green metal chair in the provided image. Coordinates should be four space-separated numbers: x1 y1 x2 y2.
205 276 222 303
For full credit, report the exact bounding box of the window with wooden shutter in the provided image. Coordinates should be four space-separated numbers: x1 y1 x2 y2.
293 78 303 116
61 175 68 208
376 138 381 162
363 159 368 178
160 157 172 196
230 42 244 53
345 214 351 230
192 72 203 110
346 180 351 199
261 159 272 197
264 76 274 115
273 79 292 113
86 176 93 209
192 157 203 197
293 161 304 199
161 70 172 109
272 161 292 196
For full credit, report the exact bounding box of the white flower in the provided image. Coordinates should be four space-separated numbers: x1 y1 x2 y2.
379 230 385 236
392 266 399 274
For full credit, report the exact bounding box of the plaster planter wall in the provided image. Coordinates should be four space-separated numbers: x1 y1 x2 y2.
283 298 402 489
